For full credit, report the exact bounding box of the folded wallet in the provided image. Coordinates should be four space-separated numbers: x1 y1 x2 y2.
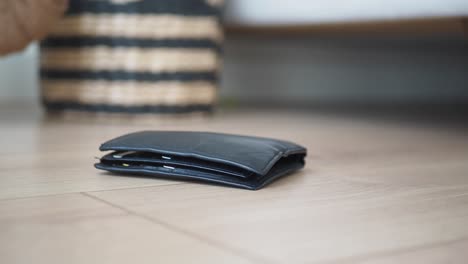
95 131 307 190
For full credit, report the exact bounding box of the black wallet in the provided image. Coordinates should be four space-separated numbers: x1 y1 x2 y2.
95 131 307 190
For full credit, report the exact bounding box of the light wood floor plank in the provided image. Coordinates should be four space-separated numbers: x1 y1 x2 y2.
0 193 256 264
91 174 468 263
354 238 468 264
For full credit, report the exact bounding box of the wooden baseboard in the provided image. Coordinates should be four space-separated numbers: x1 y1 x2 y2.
462 18 468 35
226 17 468 36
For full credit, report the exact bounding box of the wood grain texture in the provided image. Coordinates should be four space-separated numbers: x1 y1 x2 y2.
0 193 254 264
1 104 468 263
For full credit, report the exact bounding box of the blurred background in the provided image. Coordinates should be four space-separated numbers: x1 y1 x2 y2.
1 0 468 115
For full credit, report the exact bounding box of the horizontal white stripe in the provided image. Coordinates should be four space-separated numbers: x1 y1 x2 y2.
50 14 223 41
205 0 224 8
45 110 211 119
42 80 217 105
41 47 220 72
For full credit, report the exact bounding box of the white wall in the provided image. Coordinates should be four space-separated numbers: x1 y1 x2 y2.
225 0 468 25
0 44 39 101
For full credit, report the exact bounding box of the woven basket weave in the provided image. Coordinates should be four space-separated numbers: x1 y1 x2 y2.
41 0 223 114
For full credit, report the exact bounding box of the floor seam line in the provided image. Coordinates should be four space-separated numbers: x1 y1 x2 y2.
82 192 275 264
0 182 186 202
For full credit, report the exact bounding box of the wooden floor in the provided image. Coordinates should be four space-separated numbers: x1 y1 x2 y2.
1 104 468 264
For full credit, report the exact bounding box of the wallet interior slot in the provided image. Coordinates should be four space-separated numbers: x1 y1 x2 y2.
101 159 253 179
103 151 254 178
98 153 306 189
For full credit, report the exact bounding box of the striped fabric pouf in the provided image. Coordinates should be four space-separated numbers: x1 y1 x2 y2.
40 0 223 115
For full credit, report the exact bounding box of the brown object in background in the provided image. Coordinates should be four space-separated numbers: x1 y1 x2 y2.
0 0 68 55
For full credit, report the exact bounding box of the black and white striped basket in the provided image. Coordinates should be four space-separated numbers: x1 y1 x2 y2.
41 0 223 115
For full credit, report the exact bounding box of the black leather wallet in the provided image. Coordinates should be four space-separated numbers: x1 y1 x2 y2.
95 131 306 190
